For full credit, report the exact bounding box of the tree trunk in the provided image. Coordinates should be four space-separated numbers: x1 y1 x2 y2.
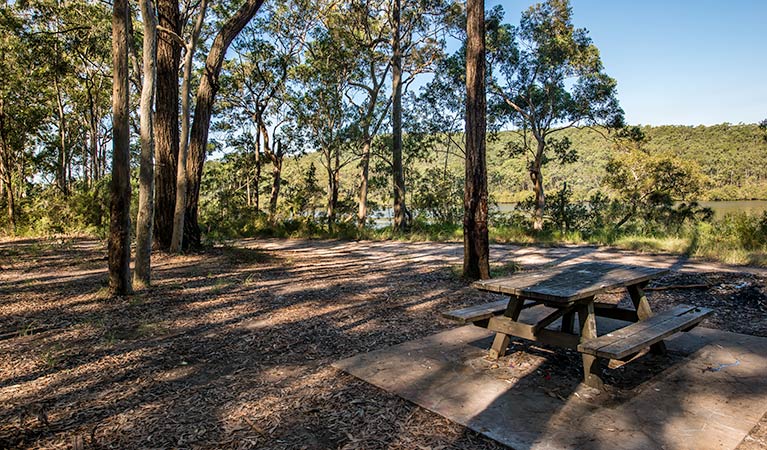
153 0 181 250
82 134 90 187
0 161 14 235
531 139 545 231
268 141 282 221
170 0 207 254
184 0 265 249
86 81 100 182
254 125 261 212
108 0 133 295
134 0 158 287
325 154 336 227
53 75 69 195
327 165 340 227
357 137 371 229
0 97 14 234
3 179 13 233
391 0 407 232
246 174 251 207
356 65 386 230
463 0 489 281
257 118 282 221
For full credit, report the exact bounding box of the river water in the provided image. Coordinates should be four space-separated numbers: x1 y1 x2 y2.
371 200 767 227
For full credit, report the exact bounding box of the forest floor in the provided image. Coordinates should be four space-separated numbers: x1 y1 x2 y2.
1 236 766 449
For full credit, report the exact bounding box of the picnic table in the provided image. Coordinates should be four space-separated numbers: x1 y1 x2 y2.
444 262 712 388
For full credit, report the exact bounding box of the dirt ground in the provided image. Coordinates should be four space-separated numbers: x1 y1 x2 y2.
1 237 766 449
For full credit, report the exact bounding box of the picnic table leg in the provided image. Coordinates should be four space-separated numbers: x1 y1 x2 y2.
578 301 604 389
628 283 667 355
488 296 524 359
560 311 575 334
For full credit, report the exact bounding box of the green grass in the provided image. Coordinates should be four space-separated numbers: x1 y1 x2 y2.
610 235 692 254
234 213 767 268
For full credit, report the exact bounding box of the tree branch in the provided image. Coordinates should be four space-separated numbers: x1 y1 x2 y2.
157 25 186 48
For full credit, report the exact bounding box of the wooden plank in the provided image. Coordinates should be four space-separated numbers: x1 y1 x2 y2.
594 305 639 322
442 299 539 324
472 262 668 304
487 316 580 349
593 301 618 309
533 303 580 334
579 305 713 359
594 307 711 359
441 299 509 324
581 304 694 351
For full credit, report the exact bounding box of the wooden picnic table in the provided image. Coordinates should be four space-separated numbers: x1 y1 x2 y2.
444 262 712 388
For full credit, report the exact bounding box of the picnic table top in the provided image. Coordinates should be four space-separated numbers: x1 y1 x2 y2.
472 261 668 304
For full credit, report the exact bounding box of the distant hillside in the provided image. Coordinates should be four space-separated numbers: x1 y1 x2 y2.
483 124 767 202
275 123 767 211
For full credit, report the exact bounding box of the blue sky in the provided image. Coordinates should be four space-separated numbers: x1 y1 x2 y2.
489 0 767 126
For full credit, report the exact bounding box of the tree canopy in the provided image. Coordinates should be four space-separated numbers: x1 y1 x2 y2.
0 0 763 271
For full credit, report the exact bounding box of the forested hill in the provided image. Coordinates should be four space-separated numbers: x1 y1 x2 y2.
277 123 766 212
485 123 767 202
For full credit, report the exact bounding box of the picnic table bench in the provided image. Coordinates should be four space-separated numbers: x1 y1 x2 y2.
443 262 712 388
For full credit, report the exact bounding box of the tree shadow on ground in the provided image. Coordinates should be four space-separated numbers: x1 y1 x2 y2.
0 237 504 449
1 237 764 449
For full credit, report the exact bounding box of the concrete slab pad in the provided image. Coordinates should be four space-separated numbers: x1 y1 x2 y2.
334 322 767 450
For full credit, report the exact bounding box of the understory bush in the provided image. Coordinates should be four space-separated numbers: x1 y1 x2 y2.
2 180 111 237
691 212 767 264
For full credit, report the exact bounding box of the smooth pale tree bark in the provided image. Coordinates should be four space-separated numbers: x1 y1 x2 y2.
85 82 101 183
463 0 490 280
153 0 181 250
257 119 283 221
134 0 158 286
391 0 408 232
357 139 372 228
184 0 266 248
170 0 207 253
356 82 389 229
108 0 132 295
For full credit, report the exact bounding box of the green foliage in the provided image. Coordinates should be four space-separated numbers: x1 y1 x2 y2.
485 0 623 224
696 212 767 253
6 180 110 237
602 126 712 233
482 124 767 203
411 167 464 224
283 162 324 217
546 183 588 232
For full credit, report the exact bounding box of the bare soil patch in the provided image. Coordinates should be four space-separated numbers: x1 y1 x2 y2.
1 237 765 449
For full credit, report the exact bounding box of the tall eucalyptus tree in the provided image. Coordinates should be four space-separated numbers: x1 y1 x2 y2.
463 0 489 280
388 0 448 231
134 0 158 286
183 0 266 248
289 31 356 227
108 0 132 295
490 0 623 230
